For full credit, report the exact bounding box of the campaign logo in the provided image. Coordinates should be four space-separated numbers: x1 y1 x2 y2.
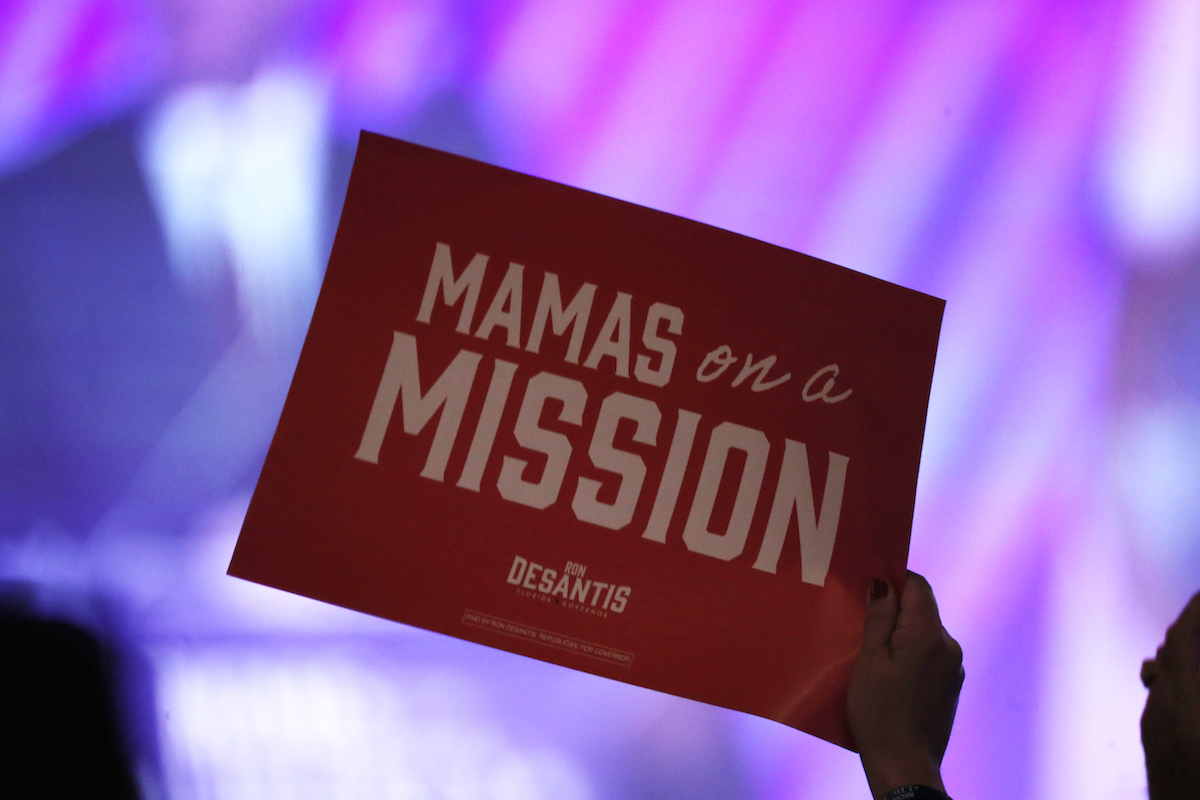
506 555 631 617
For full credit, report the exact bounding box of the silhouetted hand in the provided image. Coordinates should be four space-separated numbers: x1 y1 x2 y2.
847 571 964 799
1141 589 1200 800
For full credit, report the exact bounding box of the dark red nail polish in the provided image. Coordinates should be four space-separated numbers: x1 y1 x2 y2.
870 579 888 602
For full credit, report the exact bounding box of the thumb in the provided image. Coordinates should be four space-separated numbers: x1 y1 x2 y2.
861 579 899 655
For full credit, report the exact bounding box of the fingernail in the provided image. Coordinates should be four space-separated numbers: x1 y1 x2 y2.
870 579 889 602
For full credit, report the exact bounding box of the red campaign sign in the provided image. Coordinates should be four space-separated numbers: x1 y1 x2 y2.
228 132 944 749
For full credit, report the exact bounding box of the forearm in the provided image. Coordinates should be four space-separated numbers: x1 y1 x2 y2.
848 573 961 800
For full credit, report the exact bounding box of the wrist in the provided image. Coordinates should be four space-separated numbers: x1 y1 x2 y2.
880 787 950 800
860 754 945 800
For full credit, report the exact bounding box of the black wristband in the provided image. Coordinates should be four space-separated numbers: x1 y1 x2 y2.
881 786 950 800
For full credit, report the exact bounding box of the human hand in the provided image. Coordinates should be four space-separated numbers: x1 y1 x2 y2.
847 571 964 799
1141 589 1200 800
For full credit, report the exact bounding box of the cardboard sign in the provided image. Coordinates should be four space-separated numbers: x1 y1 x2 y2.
228 132 944 749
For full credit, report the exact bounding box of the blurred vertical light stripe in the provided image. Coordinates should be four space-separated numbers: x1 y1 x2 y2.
324 0 454 137
0 0 161 174
686 1 911 250
141 67 327 342
1101 0 1200 260
806 0 1035 283
568 0 780 213
1101 0 1200 673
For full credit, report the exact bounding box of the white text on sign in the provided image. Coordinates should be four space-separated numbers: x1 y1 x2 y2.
353 244 850 587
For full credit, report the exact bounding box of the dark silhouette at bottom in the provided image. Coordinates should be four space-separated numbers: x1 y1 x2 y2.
0 610 139 799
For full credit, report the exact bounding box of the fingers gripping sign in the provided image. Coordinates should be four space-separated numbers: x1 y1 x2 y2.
848 572 964 800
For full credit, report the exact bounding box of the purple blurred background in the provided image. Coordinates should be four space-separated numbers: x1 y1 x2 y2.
3 0 1200 797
